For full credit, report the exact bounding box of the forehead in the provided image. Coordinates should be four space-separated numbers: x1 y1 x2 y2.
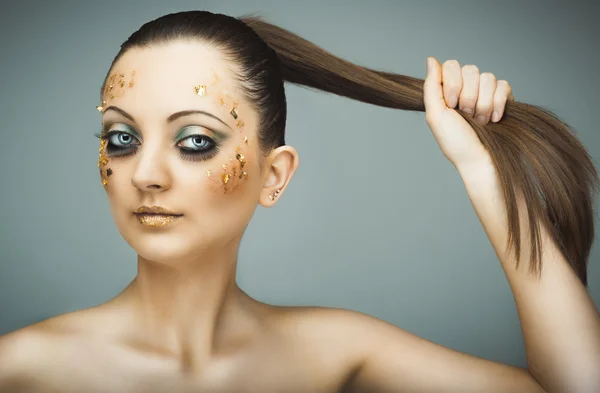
104 40 246 120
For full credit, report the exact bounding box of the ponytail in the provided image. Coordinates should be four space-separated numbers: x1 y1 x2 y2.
242 16 598 286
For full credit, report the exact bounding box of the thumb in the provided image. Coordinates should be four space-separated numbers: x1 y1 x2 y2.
423 56 446 115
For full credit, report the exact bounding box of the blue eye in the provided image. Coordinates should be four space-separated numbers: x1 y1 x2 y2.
93 130 220 162
176 134 220 162
110 132 139 147
177 135 213 150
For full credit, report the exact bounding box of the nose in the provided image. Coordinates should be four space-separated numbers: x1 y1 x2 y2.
130 143 172 192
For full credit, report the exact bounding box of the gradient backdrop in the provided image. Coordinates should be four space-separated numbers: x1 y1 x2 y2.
1 0 598 369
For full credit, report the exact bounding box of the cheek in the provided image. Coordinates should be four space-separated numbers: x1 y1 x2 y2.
205 142 250 195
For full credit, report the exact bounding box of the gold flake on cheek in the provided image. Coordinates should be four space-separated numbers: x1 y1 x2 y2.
206 169 211 177
97 138 109 187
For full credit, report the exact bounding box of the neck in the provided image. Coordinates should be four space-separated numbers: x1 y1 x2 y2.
113 244 261 369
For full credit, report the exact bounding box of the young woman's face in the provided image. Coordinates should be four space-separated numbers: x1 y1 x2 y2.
99 41 263 263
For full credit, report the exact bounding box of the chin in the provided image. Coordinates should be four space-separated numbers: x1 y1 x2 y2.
119 227 197 264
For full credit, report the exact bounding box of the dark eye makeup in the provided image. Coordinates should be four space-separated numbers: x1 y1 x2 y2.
93 126 221 162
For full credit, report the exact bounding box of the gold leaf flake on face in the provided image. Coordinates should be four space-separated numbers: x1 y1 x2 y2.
236 120 244 129
221 173 230 184
206 169 212 177
194 85 206 96
243 136 248 144
221 164 227 169
230 107 238 119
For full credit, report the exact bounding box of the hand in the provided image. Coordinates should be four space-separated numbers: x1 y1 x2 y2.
423 57 515 169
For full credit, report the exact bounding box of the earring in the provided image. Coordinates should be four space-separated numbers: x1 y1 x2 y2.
268 189 281 201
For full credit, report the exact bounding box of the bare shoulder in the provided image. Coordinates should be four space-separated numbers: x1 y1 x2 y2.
0 309 100 392
271 305 546 393
0 322 58 391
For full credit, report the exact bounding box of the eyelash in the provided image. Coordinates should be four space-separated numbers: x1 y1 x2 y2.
93 130 220 162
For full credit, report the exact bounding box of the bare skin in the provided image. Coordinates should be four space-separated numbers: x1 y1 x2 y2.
2 41 574 393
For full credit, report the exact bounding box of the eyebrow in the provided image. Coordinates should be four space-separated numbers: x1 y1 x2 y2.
103 106 232 130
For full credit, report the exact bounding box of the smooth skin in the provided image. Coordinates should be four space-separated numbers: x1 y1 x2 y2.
0 42 553 393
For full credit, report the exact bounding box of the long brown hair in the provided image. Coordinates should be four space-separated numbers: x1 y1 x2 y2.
103 11 598 286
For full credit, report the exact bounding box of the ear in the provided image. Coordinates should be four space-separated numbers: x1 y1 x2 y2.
259 145 299 207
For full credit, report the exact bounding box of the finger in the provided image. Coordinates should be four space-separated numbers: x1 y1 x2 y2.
442 60 462 109
491 80 511 122
458 65 480 115
474 72 497 125
424 57 446 117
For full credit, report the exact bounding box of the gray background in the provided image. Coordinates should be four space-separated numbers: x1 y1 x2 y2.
1 0 598 368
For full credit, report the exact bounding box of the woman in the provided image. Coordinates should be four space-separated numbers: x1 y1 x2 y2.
1 10 598 393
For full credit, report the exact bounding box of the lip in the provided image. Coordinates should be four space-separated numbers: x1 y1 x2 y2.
135 213 182 228
134 206 182 215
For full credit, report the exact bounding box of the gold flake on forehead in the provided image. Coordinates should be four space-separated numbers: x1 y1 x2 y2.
101 70 136 106
230 106 239 119
194 85 207 96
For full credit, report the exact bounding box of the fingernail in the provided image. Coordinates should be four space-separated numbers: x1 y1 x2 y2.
477 115 487 124
464 108 474 115
491 111 500 122
448 95 457 108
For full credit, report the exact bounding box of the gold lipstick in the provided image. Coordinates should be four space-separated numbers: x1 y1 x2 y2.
134 206 182 228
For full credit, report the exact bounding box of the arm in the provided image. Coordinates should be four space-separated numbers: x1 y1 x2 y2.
455 160 600 393
341 160 598 393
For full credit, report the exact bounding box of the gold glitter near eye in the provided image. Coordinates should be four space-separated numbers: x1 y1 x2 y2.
236 153 246 167
206 169 211 177
230 107 238 119
194 85 207 96
243 136 248 144
221 174 230 184
221 164 227 169
239 171 247 179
